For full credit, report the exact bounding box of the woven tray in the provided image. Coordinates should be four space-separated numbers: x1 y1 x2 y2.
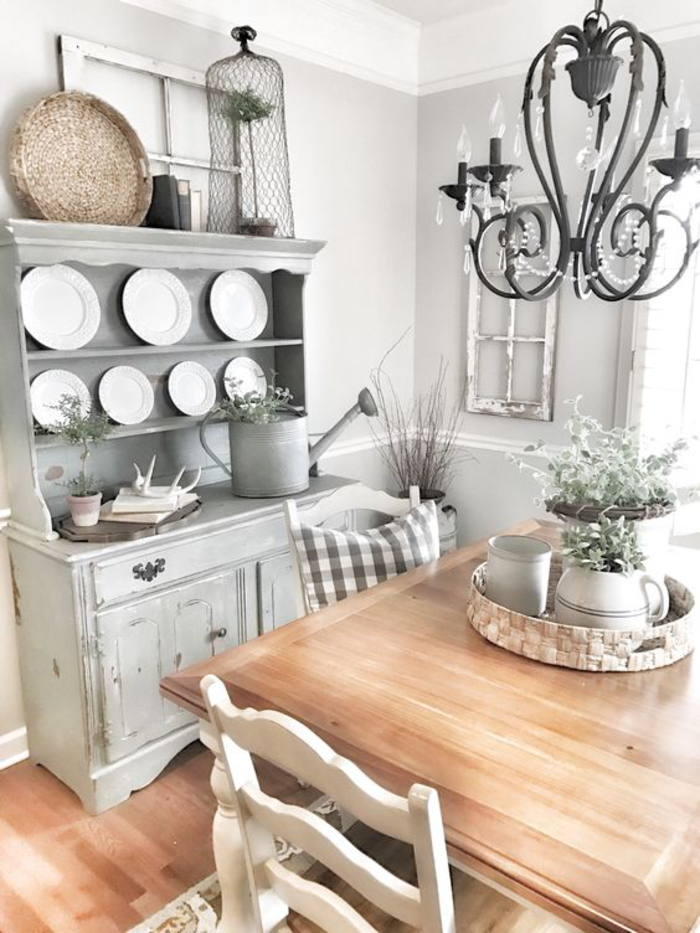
466 558 696 673
10 91 152 226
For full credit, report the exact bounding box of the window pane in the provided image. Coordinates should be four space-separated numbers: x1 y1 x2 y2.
475 340 507 399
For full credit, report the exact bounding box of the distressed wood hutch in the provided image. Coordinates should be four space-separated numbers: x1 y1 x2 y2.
0 219 351 812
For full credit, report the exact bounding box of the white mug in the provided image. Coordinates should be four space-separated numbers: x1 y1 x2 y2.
485 535 552 617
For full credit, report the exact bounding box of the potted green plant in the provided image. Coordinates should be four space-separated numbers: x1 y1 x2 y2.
556 516 669 630
509 397 691 573
225 87 277 236
200 380 309 497
50 394 113 527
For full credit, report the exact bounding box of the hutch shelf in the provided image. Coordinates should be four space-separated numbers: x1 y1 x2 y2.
0 219 352 813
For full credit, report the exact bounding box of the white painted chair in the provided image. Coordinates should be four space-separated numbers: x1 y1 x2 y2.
201 673 456 933
284 484 421 616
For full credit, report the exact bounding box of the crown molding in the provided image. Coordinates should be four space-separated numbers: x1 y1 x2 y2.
119 0 420 94
418 0 700 97
120 0 700 97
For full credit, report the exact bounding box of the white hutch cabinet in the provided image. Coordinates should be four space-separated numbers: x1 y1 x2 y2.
0 220 351 812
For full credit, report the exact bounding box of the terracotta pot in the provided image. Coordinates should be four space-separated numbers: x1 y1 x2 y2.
67 492 102 527
555 566 669 631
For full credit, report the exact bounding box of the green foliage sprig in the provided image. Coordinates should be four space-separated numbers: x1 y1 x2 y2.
562 516 647 574
50 394 113 497
224 87 275 124
509 397 689 510
219 379 293 425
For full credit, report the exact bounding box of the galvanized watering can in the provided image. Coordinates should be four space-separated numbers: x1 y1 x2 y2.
199 388 377 498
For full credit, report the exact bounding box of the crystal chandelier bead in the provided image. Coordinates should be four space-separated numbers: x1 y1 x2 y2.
632 98 643 140
436 193 444 226
463 245 471 274
660 113 670 149
576 125 602 172
534 105 544 142
514 112 524 158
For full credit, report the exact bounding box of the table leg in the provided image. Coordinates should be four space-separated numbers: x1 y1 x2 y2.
202 726 259 933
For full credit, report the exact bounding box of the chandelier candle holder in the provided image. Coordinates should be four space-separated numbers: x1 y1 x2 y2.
438 0 700 302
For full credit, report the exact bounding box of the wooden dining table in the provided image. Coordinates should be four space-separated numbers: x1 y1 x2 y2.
160 518 700 933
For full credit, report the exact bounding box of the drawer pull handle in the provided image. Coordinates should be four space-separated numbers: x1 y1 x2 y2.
133 559 166 582
216 627 228 639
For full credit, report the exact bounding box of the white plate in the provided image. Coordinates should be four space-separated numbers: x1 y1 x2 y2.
123 268 192 346
210 271 268 341
168 361 216 416
22 264 100 349
99 366 154 424
31 370 91 429
224 357 267 399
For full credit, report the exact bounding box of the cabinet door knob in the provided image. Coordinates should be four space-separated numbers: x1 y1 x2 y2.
216 627 228 639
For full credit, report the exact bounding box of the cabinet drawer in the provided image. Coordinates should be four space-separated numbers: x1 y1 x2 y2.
92 515 287 606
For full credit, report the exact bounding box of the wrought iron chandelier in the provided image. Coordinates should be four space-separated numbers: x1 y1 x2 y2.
437 0 700 302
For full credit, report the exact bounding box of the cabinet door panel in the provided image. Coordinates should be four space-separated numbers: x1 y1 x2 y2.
258 552 298 635
96 568 248 763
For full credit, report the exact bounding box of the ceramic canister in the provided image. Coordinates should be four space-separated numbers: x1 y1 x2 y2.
485 535 552 617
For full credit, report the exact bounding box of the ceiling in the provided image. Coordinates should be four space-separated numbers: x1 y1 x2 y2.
371 0 494 24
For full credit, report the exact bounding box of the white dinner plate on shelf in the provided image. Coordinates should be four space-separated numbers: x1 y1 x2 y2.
224 357 267 399
209 270 268 341
168 361 216 416
122 268 192 345
22 264 100 350
99 366 154 424
31 370 91 429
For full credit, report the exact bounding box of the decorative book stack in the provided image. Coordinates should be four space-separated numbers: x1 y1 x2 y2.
101 488 199 525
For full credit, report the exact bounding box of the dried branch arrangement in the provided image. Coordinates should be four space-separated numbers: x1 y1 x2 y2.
371 342 470 496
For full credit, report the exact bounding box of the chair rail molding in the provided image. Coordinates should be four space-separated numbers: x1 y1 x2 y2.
118 0 420 94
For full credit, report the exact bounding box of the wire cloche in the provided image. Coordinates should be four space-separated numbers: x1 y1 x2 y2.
206 26 294 238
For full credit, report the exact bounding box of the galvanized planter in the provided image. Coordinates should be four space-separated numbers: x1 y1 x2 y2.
201 412 311 498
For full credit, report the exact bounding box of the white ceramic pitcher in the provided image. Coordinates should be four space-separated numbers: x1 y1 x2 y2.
555 566 669 630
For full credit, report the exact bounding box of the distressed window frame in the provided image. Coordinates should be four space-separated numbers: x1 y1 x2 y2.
465 195 559 422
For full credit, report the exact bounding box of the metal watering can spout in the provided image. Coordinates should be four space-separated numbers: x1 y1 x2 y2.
308 387 378 471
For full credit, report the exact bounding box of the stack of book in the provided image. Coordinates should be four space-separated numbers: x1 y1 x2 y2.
100 488 199 525
145 176 203 232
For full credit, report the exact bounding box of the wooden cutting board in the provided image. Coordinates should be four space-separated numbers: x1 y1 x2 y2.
57 499 202 543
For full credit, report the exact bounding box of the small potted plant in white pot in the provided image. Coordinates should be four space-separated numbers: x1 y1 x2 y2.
50 394 113 527
556 516 669 631
509 397 692 574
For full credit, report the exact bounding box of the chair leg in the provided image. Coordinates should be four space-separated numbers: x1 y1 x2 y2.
209 749 259 933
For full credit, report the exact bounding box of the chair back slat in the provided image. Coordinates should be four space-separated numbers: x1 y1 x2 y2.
202 674 456 933
265 858 379 933
213 698 414 843
241 783 421 926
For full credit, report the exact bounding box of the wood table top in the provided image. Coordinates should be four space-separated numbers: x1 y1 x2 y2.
161 518 700 933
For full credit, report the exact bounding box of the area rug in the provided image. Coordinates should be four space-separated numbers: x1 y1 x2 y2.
128 797 343 933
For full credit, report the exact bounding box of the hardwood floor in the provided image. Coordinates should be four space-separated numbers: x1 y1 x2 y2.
0 741 310 933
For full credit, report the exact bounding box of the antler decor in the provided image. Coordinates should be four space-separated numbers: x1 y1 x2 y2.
131 455 201 499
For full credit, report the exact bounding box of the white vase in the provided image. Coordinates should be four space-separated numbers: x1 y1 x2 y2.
67 492 102 527
555 565 669 630
561 513 674 578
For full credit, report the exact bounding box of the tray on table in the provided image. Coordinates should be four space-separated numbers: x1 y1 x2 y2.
56 498 202 543
466 556 696 673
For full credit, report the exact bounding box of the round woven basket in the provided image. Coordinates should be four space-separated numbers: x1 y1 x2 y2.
10 91 152 226
467 558 696 673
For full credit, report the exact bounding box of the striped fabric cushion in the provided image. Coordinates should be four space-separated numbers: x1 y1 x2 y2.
291 501 440 612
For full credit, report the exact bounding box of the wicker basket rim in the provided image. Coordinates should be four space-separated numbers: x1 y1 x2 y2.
546 499 676 519
471 561 694 636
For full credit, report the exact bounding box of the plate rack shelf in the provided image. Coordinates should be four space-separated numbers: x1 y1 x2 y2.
0 219 325 540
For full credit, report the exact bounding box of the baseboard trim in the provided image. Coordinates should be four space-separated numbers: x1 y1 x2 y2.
0 726 29 771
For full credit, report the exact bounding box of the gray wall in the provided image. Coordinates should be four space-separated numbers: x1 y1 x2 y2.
414 36 699 543
0 0 415 748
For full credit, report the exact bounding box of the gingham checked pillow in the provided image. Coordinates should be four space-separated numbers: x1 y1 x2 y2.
291 501 440 612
